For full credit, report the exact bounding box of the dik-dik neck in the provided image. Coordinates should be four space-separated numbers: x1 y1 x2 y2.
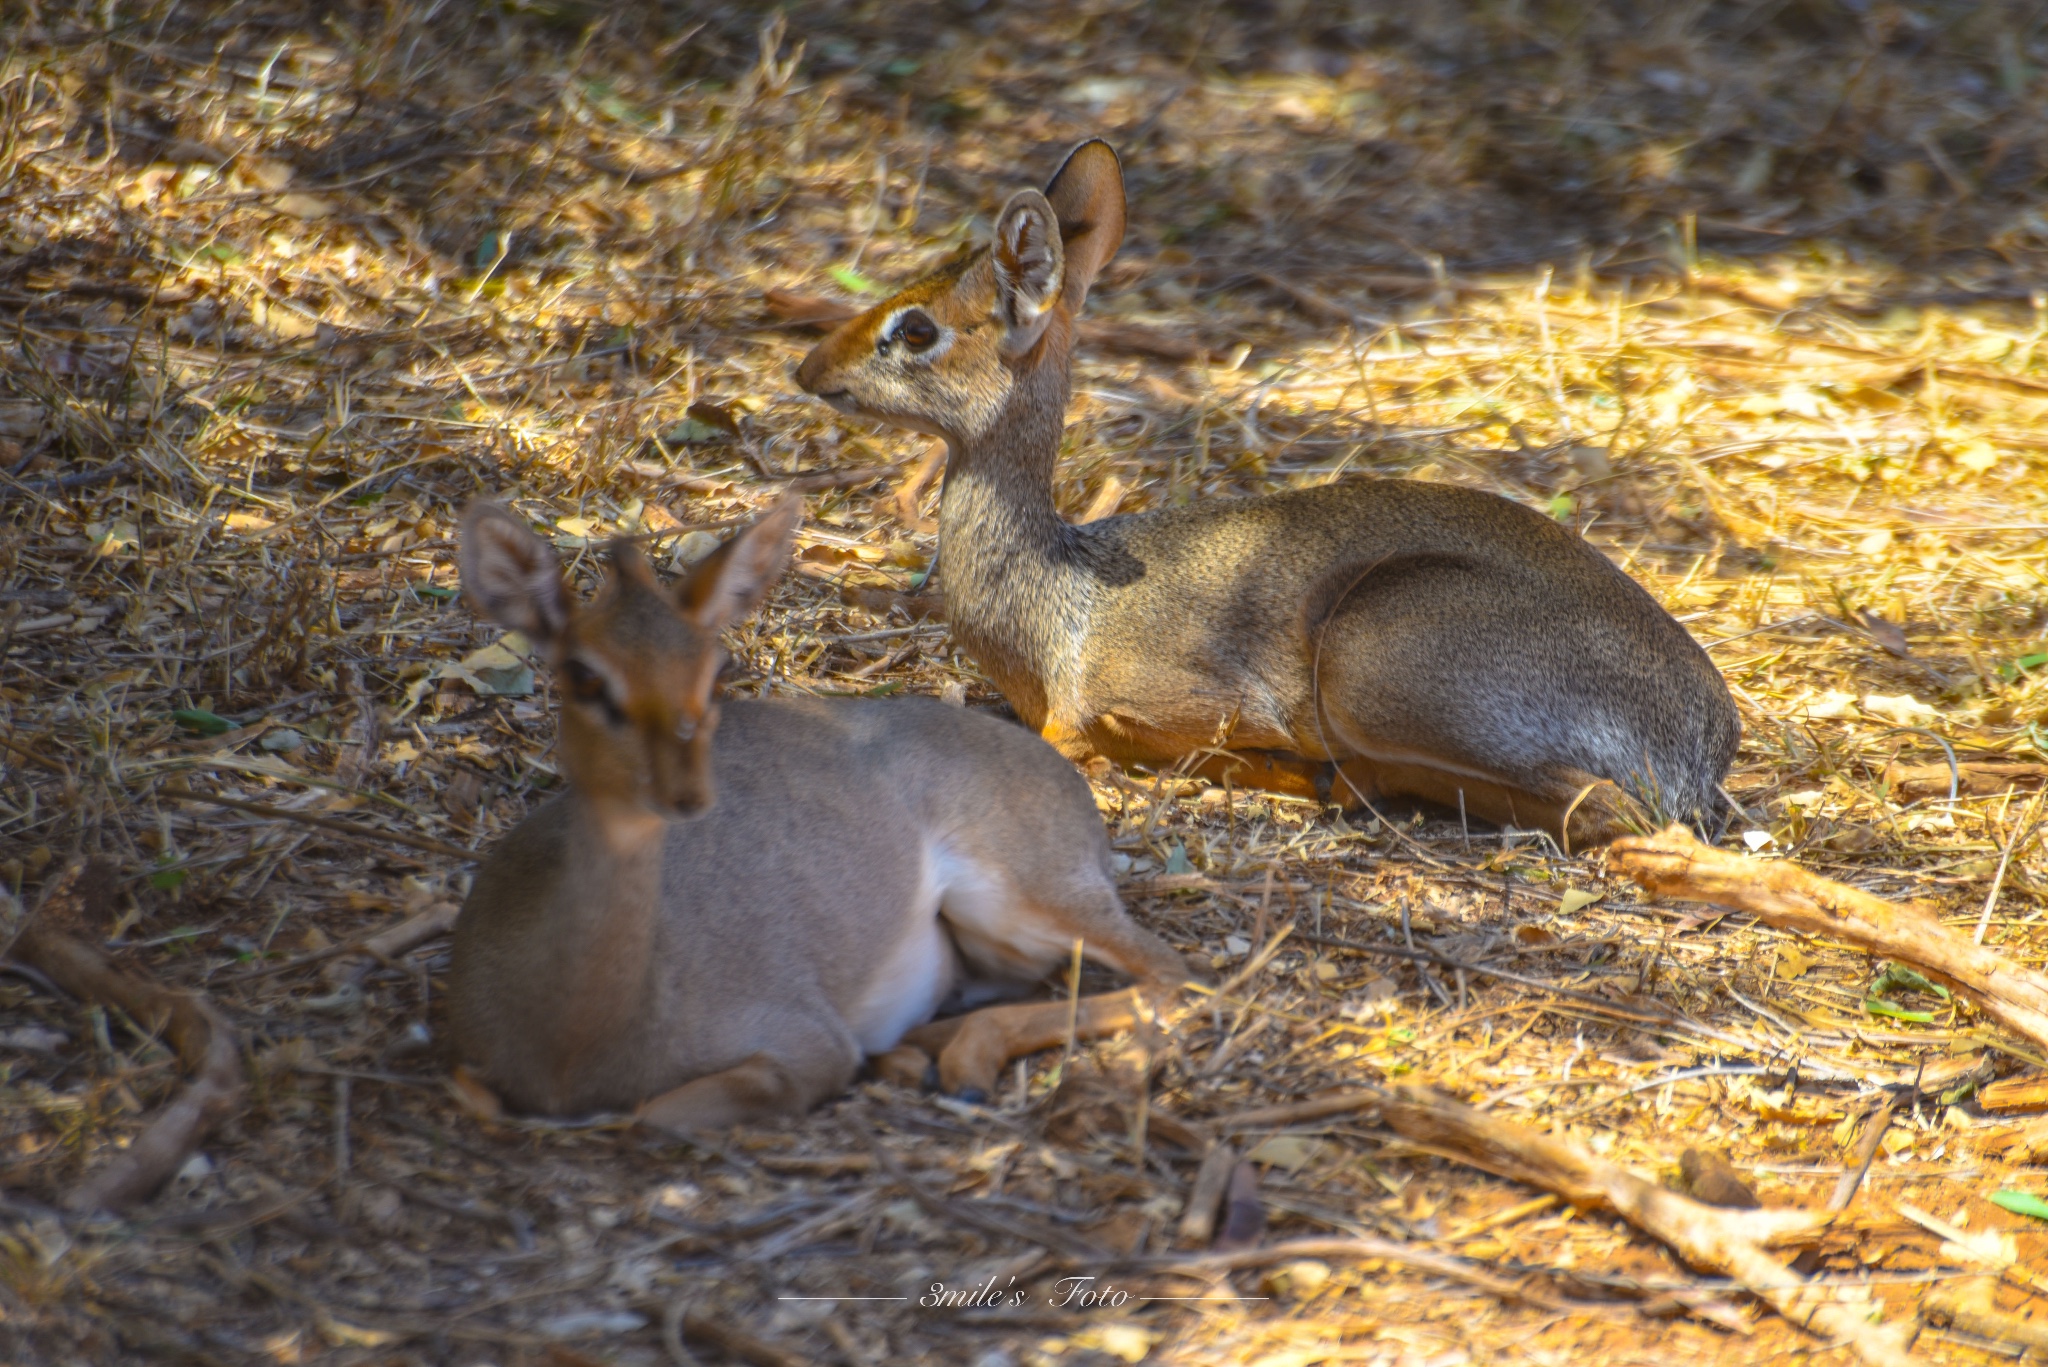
534 798 666 1072
936 363 1092 728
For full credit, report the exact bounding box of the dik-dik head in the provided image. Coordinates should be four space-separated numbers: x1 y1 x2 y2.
460 498 801 827
795 139 1127 447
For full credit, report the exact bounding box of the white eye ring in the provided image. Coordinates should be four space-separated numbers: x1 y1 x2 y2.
674 715 697 742
875 307 948 359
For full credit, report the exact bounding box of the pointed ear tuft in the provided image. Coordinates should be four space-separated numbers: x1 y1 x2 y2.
992 190 1064 354
675 495 802 630
607 535 659 588
461 501 570 644
1043 139 1126 314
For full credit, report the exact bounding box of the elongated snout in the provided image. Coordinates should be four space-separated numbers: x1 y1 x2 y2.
645 707 719 818
793 339 834 395
794 313 874 406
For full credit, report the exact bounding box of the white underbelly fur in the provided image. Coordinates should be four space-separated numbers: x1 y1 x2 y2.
843 840 1080 1053
932 844 1073 982
845 872 959 1054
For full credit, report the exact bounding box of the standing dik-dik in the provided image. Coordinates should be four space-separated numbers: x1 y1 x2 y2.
447 497 1193 1131
797 140 1739 847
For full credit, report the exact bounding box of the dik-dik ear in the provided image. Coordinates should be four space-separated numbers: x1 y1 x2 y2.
1043 139 1126 314
461 501 570 645
676 495 802 631
991 189 1064 356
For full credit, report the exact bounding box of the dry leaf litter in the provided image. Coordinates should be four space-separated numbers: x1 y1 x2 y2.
5 3 2048 1364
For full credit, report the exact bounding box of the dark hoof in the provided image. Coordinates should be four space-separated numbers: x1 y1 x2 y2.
921 1058 940 1092
953 1087 988 1105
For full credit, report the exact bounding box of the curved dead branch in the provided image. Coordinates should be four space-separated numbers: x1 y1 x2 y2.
1378 1082 1923 1367
9 861 245 1213
1608 824 2048 1051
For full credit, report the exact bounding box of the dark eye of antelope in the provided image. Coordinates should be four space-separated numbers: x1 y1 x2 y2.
563 658 624 725
887 310 939 353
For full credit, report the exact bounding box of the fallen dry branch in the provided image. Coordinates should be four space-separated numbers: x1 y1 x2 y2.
1885 760 2048 800
1377 1082 1923 1366
1921 1276 2048 1353
235 902 459 982
1175 1141 1238 1246
1607 825 2048 1052
1134 1234 1597 1315
662 1298 808 1367
10 862 245 1212
164 784 479 863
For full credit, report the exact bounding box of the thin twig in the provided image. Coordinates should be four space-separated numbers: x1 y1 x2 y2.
163 784 477 862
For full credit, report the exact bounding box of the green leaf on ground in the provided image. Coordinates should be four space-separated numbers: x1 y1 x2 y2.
829 265 884 295
1989 1190 2048 1222
1871 962 1949 1002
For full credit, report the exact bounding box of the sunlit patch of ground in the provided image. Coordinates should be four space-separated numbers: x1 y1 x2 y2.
4 3 2048 1363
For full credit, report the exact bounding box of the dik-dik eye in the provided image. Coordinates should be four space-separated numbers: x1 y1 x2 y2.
563 658 625 725
886 309 940 353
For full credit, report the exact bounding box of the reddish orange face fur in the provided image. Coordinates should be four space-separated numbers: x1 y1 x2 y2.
795 140 1127 447
794 253 1047 447
458 498 800 836
550 548 725 821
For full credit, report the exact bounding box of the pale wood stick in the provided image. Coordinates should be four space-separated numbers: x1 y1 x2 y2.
165 784 477 862
1607 824 2048 1052
233 903 457 981
1175 1141 1237 1247
1922 1276 2048 1353
1377 1082 1923 1366
1135 1234 1592 1313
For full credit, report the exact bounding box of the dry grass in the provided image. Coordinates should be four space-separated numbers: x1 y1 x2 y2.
4 2 2048 1363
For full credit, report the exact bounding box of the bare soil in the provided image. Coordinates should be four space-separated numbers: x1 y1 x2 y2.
5 3 2048 1364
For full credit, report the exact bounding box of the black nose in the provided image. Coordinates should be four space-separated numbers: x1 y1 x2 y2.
664 788 713 820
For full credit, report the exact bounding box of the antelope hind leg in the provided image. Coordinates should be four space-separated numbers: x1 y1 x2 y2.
935 988 1159 1100
1331 756 1646 851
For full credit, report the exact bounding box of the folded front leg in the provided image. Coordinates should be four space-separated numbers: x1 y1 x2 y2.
637 1049 858 1135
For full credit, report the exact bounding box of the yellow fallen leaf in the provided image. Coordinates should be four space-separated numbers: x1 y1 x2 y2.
90 520 139 555
319 1319 397 1348
672 529 721 566
1069 1324 1156 1363
1861 692 1939 727
1953 439 1999 475
1800 689 1860 719
1247 1134 1323 1172
272 192 333 219
1557 887 1599 915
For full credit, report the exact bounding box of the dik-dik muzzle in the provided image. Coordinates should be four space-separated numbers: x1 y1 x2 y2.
792 259 1014 446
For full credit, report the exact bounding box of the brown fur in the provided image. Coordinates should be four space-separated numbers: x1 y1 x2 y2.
448 497 1195 1132
796 140 1739 847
